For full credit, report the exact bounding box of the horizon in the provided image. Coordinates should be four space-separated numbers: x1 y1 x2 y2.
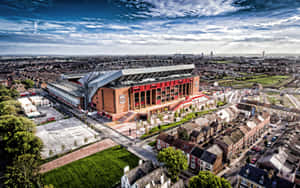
1 1 300 55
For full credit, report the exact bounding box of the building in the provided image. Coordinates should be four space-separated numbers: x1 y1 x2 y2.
47 64 200 121
0 77 8 87
237 164 294 188
11 83 26 93
156 133 194 165
216 110 270 161
189 145 223 174
121 160 184 188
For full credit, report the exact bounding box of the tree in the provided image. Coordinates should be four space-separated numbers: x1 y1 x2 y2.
12 80 21 85
157 147 188 181
44 185 54 188
4 153 41 188
0 100 22 116
189 171 231 188
174 112 179 118
178 128 189 141
0 87 19 102
0 115 41 160
22 79 35 89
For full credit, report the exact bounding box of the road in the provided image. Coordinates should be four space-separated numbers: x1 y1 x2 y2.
286 94 300 109
46 93 158 163
221 120 287 187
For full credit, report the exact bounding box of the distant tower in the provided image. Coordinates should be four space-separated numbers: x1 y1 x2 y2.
201 52 204 58
210 51 214 58
262 51 265 58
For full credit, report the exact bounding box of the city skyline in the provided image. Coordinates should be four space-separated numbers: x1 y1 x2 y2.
1 0 300 55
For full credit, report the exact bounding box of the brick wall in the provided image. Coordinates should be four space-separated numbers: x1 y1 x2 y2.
192 76 200 95
114 87 130 114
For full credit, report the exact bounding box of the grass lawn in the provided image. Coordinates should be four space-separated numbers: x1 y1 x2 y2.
246 75 289 86
219 75 290 88
148 140 157 147
43 145 139 188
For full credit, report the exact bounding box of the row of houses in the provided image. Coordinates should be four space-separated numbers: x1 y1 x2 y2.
216 110 270 161
121 160 184 188
156 133 223 175
257 123 300 184
177 105 240 145
156 103 270 175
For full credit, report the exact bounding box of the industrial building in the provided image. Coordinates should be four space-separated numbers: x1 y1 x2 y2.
47 64 200 121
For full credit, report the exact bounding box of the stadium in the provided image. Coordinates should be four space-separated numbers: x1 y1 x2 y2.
47 64 200 121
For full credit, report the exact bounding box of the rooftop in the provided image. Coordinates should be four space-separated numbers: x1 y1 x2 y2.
125 161 156 185
239 164 294 188
48 80 83 97
82 64 195 101
191 147 204 158
200 150 217 165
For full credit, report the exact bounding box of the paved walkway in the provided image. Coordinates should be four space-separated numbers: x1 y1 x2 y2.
40 138 116 173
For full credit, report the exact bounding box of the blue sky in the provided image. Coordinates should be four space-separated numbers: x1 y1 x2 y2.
1 0 300 55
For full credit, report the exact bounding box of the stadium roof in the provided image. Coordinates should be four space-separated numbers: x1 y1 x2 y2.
83 64 195 102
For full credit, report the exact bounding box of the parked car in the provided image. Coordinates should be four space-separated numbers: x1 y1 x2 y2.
251 146 257 151
266 142 272 147
255 147 261 152
271 136 278 142
251 158 257 164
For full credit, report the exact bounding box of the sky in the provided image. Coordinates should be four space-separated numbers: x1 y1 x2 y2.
1 0 300 55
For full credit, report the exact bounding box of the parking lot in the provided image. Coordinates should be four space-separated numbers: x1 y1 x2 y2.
33 106 66 125
36 117 102 159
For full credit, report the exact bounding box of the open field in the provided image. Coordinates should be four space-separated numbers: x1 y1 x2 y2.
43 145 140 188
219 75 290 88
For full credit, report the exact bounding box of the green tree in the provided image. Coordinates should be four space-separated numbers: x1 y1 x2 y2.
0 87 19 102
4 154 41 188
22 79 35 89
189 171 231 188
0 115 41 159
174 111 179 118
178 128 189 141
0 100 22 116
44 185 54 188
12 80 21 85
157 147 188 181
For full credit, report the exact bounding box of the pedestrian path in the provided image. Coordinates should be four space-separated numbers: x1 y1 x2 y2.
40 138 116 173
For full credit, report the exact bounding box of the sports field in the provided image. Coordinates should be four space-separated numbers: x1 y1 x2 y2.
43 145 139 188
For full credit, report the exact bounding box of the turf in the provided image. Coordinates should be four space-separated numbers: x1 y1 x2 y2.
43 145 139 188
219 75 290 88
